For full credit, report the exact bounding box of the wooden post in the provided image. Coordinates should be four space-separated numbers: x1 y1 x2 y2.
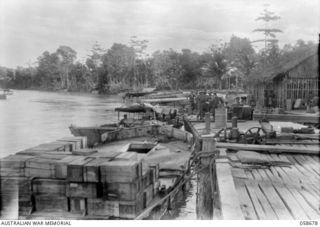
205 112 211 134
197 134 216 219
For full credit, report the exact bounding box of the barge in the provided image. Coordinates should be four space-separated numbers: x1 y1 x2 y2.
0 124 194 220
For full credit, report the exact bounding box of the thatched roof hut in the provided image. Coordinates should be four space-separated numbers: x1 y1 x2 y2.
248 45 319 109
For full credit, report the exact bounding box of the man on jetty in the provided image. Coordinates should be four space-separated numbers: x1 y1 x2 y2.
209 92 223 119
196 91 208 120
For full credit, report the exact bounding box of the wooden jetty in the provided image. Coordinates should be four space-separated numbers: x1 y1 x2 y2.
188 118 320 220
0 124 194 220
253 112 319 124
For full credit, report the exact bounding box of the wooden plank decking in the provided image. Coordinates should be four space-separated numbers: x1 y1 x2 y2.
216 150 320 220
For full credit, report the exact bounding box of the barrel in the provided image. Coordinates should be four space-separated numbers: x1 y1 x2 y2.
215 107 227 129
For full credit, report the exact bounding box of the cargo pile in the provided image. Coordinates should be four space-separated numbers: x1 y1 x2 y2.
0 136 160 219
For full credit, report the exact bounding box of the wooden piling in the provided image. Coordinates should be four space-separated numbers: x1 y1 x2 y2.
196 134 216 219
205 113 211 134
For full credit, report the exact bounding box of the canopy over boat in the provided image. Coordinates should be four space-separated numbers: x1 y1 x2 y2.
115 103 155 113
115 103 178 115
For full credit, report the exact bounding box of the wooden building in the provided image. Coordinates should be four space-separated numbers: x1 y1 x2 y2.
248 46 319 109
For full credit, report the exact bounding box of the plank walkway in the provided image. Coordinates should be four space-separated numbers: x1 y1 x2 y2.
215 150 320 220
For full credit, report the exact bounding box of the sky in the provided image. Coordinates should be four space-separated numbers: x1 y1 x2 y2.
0 0 319 68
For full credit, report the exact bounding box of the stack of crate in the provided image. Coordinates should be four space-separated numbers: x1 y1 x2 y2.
0 177 32 218
0 136 161 219
66 156 101 214
0 154 33 218
32 178 68 212
90 156 144 219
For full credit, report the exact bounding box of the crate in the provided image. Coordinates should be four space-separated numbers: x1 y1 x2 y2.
66 182 102 198
28 141 73 152
19 199 34 216
141 168 152 189
100 160 142 183
34 195 68 212
0 167 25 177
149 163 159 183
103 180 141 201
143 184 154 208
67 157 95 182
32 179 66 195
25 157 56 170
1 177 30 193
69 197 86 214
25 156 57 178
25 168 55 178
87 198 119 217
119 192 144 219
72 149 97 156
57 137 86 150
55 156 83 179
153 180 160 196
83 158 110 183
0 155 33 168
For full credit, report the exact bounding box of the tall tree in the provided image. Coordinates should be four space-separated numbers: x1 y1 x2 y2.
56 46 77 90
151 49 182 89
101 43 135 93
86 42 107 91
252 5 282 50
37 51 60 89
179 49 201 88
224 35 256 89
129 36 150 88
201 43 228 90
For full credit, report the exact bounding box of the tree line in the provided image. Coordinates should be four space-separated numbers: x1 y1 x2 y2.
0 36 315 94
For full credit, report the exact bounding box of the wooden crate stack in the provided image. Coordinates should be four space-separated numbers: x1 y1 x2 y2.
0 135 161 219
0 137 86 217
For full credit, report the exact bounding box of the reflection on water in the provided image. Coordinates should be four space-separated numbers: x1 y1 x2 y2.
0 90 196 219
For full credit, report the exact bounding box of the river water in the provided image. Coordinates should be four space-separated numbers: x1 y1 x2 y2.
0 90 197 219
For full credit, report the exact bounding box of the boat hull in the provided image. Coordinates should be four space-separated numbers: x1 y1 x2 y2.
69 125 118 147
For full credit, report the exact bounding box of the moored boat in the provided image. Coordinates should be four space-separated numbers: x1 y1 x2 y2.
0 123 194 220
70 102 183 147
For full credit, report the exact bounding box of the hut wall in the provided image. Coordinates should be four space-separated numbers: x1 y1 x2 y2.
284 54 319 104
250 53 318 109
273 54 319 109
250 84 265 109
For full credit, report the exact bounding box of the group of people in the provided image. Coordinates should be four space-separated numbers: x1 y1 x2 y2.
188 91 225 120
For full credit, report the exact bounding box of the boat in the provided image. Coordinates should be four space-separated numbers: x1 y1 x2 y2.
70 103 184 147
140 90 189 105
69 123 119 147
0 122 195 220
3 89 13 95
69 103 158 147
123 87 156 99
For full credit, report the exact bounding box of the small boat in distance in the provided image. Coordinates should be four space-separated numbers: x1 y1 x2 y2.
0 89 8 100
123 87 156 99
3 89 13 95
